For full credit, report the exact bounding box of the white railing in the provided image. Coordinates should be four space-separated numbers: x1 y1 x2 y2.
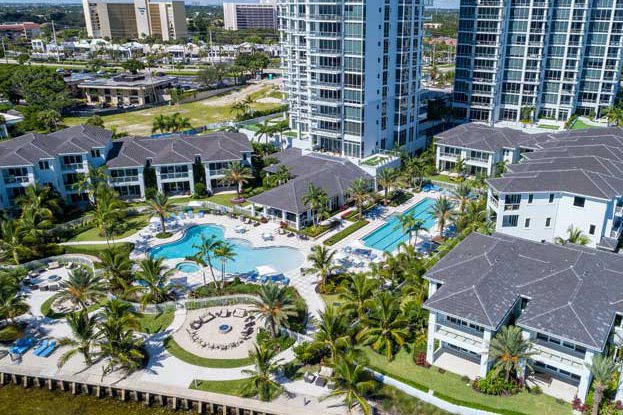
160 172 189 180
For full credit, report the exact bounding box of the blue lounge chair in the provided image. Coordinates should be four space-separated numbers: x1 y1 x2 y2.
9 336 36 355
33 339 49 356
39 340 57 358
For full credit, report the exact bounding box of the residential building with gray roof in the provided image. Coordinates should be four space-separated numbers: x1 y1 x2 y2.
0 126 252 208
424 232 623 403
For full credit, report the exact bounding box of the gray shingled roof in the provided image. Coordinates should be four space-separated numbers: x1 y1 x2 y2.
0 125 112 167
423 232 623 351
435 123 548 152
487 127 623 200
106 132 251 168
249 149 371 214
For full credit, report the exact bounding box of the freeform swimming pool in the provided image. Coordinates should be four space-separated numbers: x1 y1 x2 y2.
149 224 305 274
176 261 201 273
362 198 437 252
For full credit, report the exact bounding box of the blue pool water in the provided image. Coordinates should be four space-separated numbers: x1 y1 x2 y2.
362 198 437 252
149 224 305 273
176 261 201 273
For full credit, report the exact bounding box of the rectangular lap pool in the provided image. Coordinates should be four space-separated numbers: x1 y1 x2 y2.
362 198 437 252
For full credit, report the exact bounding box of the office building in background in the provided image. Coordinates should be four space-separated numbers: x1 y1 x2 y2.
279 0 427 159
453 0 623 124
0 22 41 41
82 0 187 40
223 1 278 31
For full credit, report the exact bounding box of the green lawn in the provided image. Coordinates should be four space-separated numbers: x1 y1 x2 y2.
190 378 248 397
164 337 254 368
364 349 572 415
571 118 596 130
62 242 134 261
64 90 283 136
537 124 560 130
136 307 175 334
68 214 151 242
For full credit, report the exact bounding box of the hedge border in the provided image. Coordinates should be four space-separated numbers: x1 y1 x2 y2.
323 220 369 246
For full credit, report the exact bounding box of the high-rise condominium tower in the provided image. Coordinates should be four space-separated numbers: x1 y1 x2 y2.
279 0 426 159
453 0 623 124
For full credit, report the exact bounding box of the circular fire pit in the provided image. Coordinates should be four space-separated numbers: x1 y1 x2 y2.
218 324 232 334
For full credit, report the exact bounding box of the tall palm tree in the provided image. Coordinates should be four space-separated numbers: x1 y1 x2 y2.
190 234 222 287
135 257 176 306
74 166 109 205
0 220 27 265
0 289 29 324
57 310 98 368
168 113 192 132
430 196 456 236
453 157 466 176
451 182 473 214
149 192 170 234
314 305 350 361
254 120 275 144
92 185 124 246
220 161 253 199
337 273 378 320
555 225 591 246
587 355 617 415
603 105 623 126
267 165 290 187
348 177 373 219
58 268 106 311
301 245 339 289
376 168 397 205
99 298 139 330
18 208 52 245
251 283 298 337
152 114 169 133
231 100 251 119
357 292 409 360
395 214 427 246
302 183 329 228
327 357 376 415
99 248 133 293
488 325 534 383
98 319 144 377
16 183 61 219
241 344 284 401
213 241 237 289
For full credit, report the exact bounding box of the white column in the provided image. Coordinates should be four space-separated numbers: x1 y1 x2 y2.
426 312 437 364
187 164 195 195
519 330 534 379
138 168 146 199
251 204 256 217
479 329 493 378
615 363 623 402
295 214 300 230
204 164 212 193
155 167 163 194
577 351 595 402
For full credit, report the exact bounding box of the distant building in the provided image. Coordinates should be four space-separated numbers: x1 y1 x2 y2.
423 22 442 29
0 22 41 41
0 112 23 138
78 73 176 107
223 2 277 31
82 0 187 41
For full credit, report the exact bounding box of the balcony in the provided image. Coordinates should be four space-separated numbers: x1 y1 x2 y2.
503 203 520 211
530 342 584 372
3 175 30 185
110 176 139 184
62 162 85 171
208 169 227 176
489 195 499 209
160 172 190 180
439 152 459 160
435 323 485 353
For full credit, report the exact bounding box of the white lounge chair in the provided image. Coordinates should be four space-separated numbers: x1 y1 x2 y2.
233 308 247 318
261 232 274 241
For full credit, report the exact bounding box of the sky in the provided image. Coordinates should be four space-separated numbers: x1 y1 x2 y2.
0 0 459 8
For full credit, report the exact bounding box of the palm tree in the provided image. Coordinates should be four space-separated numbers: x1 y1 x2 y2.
149 192 170 234
327 357 376 415
0 220 28 265
0 289 29 324
99 248 133 292
430 196 456 236
555 225 590 246
58 268 106 311
135 257 176 306
241 344 283 401
337 273 378 320
451 182 473 214
16 183 61 218
213 241 237 289
348 177 373 219
74 166 109 205
251 283 298 337
377 168 398 205
220 161 253 199
18 208 52 245
267 165 290 187
302 183 329 228
357 292 409 360
586 355 617 415
168 113 192 132
231 100 251 119
301 245 339 289
254 120 275 144
457 198 492 234
395 214 427 246
152 114 169 133
92 185 124 246
99 298 139 330
453 157 466 176
603 105 623 126
57 310 98 368
314 306 350 361
488 325 534 383
98 319 144 377
190 234 222 287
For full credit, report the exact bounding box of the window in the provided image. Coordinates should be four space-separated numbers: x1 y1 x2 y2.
545 217 552 227
549 193 555 203
502 215 519 227
589 224 596 235
528 194 533 204
573 196 585 207
91 149 101 158
524 218 531 228
38 160 50 170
